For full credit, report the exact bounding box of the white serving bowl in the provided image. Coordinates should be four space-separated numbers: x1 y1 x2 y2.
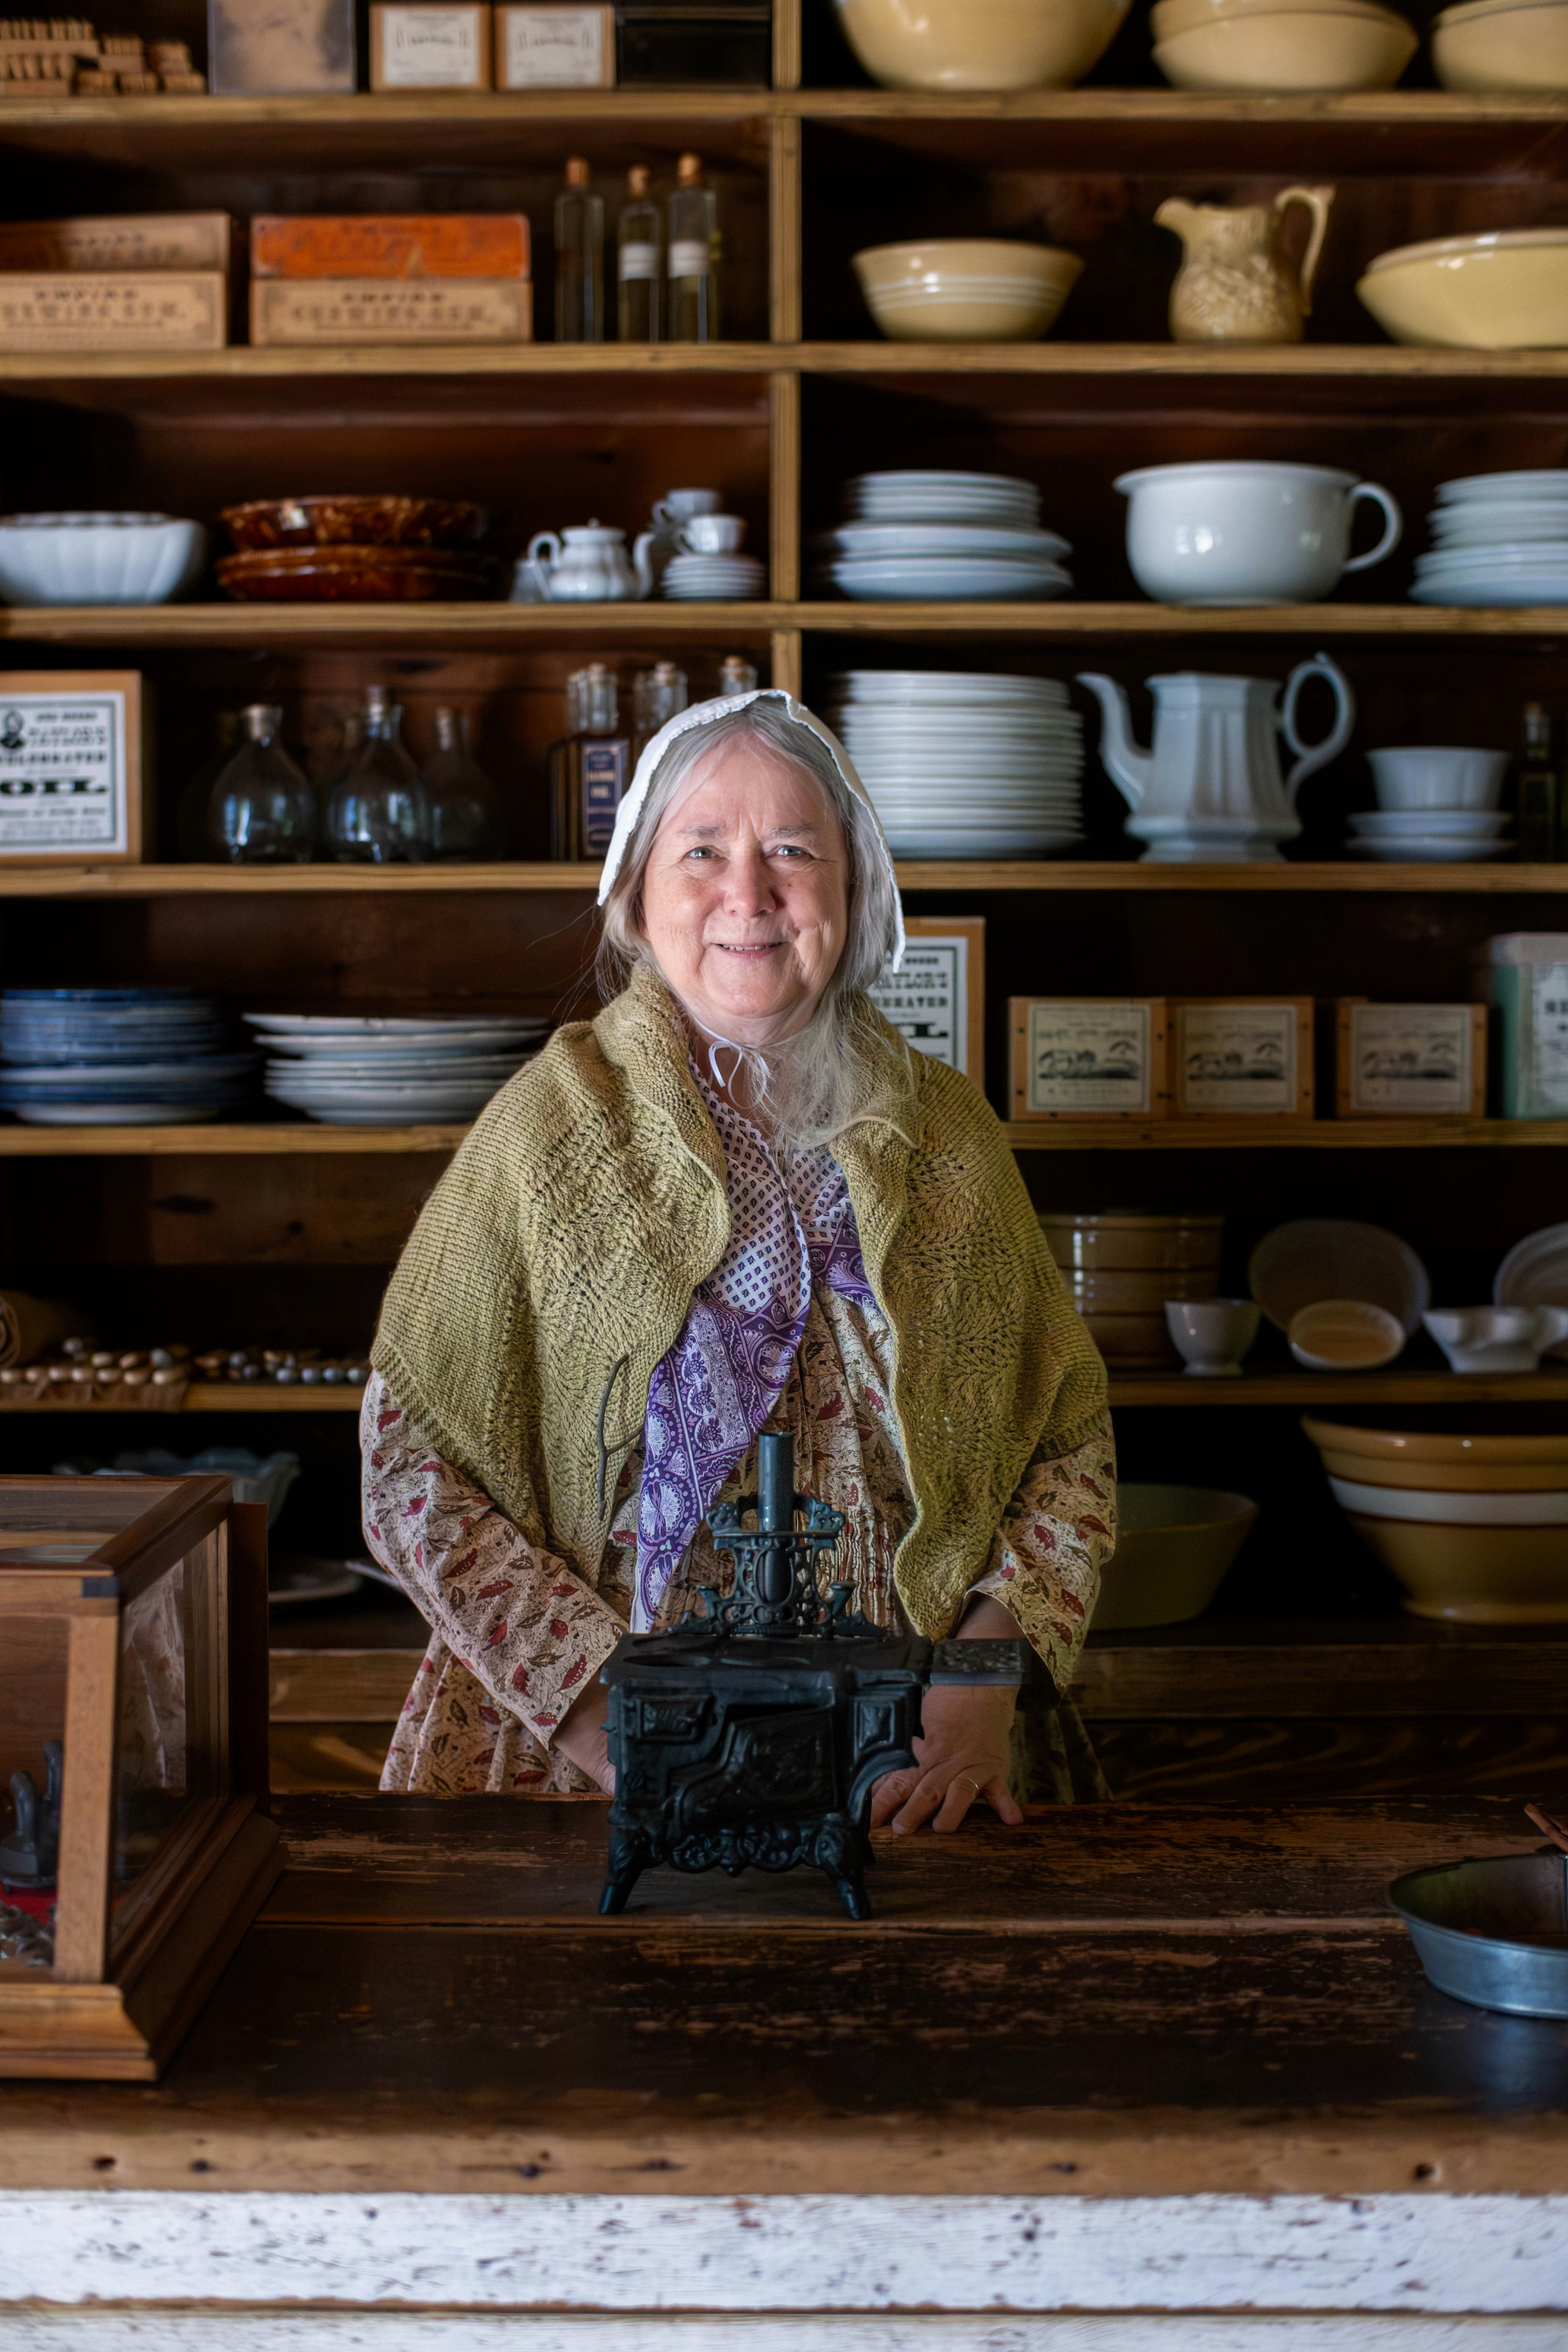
1358 229 1568 349
852 240 1083 342
1423 1305 1568 1372
0 513 206 606
1287 1298 1407 1370
832 0 1132 89
1154 5 1415 86
1368 746 1509 808
1434 0 1568 89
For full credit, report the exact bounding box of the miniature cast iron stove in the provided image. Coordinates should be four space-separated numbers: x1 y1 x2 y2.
598 1431 1027 1919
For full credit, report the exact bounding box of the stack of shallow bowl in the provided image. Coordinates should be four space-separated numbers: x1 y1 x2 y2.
1152 0 1416 87
1303 1418 1568 1622
1434 0 1568 89
1040 1211 1225 1367
0 988 255 1126
817 470 1073 603
829 670 1085 858
217 496 495 603
247 1011 550 1126
851 241 1083 343
1408 468 1568 606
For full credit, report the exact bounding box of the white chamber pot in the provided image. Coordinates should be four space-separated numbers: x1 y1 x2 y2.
1116 459 1402 605
1368 746 1509 809
1423 1305 1568 1373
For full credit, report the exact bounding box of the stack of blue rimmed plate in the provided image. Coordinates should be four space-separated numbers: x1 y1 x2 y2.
0 989 257 1125
246 1012 550 1126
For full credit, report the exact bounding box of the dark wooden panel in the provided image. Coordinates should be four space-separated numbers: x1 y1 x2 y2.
1095 1716 1568 1802
1076 1641 1568 1718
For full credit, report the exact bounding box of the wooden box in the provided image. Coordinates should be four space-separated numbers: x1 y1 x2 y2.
207 0 355 92
371 3 493 88
0 673 148 864
868 916 984 1083
250 212 531 280
1482 936 1568 1120
495 2 615 83
1169 997 1314 1121
0 273 225 352
1336 999 1489 1119
0 1476 281 2080
0 214 231 275
1010 998 1169 1121
251 277 533 346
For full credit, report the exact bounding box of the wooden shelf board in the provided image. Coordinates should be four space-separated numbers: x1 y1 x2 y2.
795 342 1568 383
0 1123 467 1154
0 344 785 387
0 862 605 895
796 601 1568 636
1109 1369 1568 1405
895 859 1568 893
1003 1116 1568 1147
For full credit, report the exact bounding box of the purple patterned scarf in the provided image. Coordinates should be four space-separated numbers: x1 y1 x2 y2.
633 1069 877 1629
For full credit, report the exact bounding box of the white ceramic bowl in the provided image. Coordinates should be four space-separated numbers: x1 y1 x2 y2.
1154 6 1415 86
1287 1298 1406 1370
1163 1297 1261 1376
0 512 206 607
1116 460 1403 606
853 240 1083 342
1329 1474 1568 1524
832 0 1132 89
1434 0 1568 89
1423 1305 1568 1372
1251 1217 1430 1333
1368 746 1509 809
1088 1484 1259 1628
1358 229 1568 349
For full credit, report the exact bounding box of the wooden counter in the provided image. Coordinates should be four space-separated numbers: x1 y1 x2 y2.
1 1795 1566 2338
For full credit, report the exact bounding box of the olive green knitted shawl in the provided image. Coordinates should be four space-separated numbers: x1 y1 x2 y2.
372 964 1106 1639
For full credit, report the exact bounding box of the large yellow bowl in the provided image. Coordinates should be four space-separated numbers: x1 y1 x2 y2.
1302 1418 1568 1469
1154 6 1415 85
833 0 1132 89
1358 229 1568 348
1344 1515 1568 1621
1091 1484 1259 1629
853 239 1083 342
1154 0 1396 34
1434 0 1568 91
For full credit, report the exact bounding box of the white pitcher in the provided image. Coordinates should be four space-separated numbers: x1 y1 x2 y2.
515 520 655 604
1075 655 1354 862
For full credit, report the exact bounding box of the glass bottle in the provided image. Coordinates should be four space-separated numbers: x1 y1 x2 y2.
324 685 430 863
548 663 631 860
667 151 718 344
555 154 605 344
420 707 504 860
717 654 758 697
176 708 240 861
1516 701 1557 863
631 660 688 761
203 704 316 864
617 164 662 342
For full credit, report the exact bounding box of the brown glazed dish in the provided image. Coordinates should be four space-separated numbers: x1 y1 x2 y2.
220 496 488 550
216 546 495 601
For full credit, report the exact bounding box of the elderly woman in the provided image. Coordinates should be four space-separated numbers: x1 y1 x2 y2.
362 688 1115 1830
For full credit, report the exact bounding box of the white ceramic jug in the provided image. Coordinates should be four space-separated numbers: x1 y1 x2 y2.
517 520 655 603
1076 654 1354 861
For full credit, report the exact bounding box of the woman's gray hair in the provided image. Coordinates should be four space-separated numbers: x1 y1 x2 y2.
597 701 912 1151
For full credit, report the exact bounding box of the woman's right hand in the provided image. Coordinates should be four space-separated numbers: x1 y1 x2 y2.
553 1679 616 1794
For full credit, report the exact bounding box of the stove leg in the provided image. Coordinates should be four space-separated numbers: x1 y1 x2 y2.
816 1815 872 1921
599 1828 645 1916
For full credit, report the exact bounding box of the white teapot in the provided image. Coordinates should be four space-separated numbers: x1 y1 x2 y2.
1076 654 1354 863
514 520 655 604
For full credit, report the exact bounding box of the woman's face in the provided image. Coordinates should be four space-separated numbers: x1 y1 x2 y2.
636 736 850 1045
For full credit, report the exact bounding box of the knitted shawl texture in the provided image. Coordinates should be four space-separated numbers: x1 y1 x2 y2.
371 965 1107 1642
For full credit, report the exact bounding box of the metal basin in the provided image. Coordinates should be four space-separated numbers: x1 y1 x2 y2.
1389 1854 1568 2018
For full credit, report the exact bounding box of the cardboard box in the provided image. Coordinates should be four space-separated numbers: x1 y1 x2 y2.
0 272 226 350
0 673 147 863
371 2 492 86
208 0 356 91
1169 997 1313 1120
1010 998 1169 1121
495 2 614 83
1335 1000 1487 1119
0 213 231 275
1483 934 1568 1119
250 276 533 344
868 917 984 1083
250 212 530 280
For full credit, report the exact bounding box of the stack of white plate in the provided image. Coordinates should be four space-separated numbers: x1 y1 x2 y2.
829 671 1085 858
1347 809 1513 862
660 552 767 600
246 1012 551 1126
0 988 256 1125
1412 470 1568 606
816 471 1073 602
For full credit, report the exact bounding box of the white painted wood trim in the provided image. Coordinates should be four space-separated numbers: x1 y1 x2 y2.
0 2194 1564 2313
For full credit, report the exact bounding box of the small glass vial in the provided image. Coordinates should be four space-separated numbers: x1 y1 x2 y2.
420 708 504 860
631 660 688 760
555 154 605 344
204 704 316 864
1516 701 1557 863
324 685 430 863
617 164 662 342
718 654 758 697
549 663 631 860
177 708 240 860
667 152 718 344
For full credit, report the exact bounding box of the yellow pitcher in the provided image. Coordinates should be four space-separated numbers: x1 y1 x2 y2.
1156 186 1335 346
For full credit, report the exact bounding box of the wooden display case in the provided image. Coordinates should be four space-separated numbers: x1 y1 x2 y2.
0 1475 279 2079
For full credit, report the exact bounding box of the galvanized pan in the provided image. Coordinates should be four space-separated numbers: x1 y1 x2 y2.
1389 1853 1568 2019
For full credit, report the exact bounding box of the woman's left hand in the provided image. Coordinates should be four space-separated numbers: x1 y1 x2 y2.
869 1681 1023 1836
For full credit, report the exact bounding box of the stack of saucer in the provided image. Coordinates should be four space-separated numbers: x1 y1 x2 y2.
816 471 1073 602
828 671 1085 858
246 1011 551 1126
660 551 767 600
0 988 256 1125
1411 470 1568 607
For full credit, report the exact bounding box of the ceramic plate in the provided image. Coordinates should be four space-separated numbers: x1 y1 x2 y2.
1249 1218 1431 1336
6 1102 224 1124
824 524 1071 559
245 1013 548 1036
1495 1223 1568 1358
1410 577 1568 607
828 564 1072 603
1437 470 1568 501
1347 837 1512 860
884 828 1084 856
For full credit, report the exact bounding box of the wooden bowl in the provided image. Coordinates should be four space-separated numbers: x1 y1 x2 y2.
216 547 496 602
221 496 488 551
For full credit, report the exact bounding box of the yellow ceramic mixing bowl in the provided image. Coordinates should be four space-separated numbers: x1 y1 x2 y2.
833 0 1131 89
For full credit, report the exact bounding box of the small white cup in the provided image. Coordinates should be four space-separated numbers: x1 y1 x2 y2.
1164 1298 1260 1377
1368 747 1509 812
678 513 746 555
655 489 723 524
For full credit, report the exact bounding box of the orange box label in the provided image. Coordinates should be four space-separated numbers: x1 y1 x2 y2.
250 213 530 280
